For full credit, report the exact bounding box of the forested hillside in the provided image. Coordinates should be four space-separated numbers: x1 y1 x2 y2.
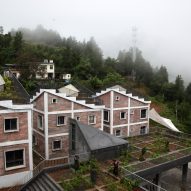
0 25 191 132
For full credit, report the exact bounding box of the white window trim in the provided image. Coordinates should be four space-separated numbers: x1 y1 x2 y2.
52 140 62 151
88 115 96 125
115 130 121 137
4 117 19 133
104 110 110 122
4 148 26 171
115 96 120 101
140 126 146 135
52 98 57 103
120 112 126 119
76 116 80 121
57 115 66 126
140 109 147 119
33 135 37 146
38 115 44 130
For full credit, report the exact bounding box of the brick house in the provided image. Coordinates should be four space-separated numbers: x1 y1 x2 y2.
0 100 33 188
95 86 151 137
30 89 104 161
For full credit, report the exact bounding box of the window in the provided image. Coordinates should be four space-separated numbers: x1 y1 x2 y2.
140 126 146 135
115 130 121 137
115 96 120 101
104 110 109 122
38 115 43 130
32 135 37 146
50 65 53 69
120 112 126 119
71 124 76 150
140 109 147 119
52 140 62 151
57 116 65 126
88 115 96 124
5 149 24 170
52 98 57 103
76 116 80 121
4 118 18 132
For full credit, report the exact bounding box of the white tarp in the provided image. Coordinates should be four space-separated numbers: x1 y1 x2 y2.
149 108 180 132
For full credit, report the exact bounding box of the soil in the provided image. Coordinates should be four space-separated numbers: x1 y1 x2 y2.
95 172 118 186
48 168 74 182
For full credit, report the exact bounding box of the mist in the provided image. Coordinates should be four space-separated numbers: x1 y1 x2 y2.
1 0 191 84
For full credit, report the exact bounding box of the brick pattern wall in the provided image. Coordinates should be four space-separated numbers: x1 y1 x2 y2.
0 143 29 176
129 124 148 136
74 103 89 110
48 113 71 135
113 92 129 108
33 132 45 158
48 94 72 112
0 112 28 142
113 110 129 126
130 108 148 123
48 135 69 159
113 127 128 137
74 111 102 129
98 92 111 108
130 98 148 107
34 93 44 111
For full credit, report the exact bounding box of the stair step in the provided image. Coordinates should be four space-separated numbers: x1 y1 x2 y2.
41 174 60 191
35 179 46 191
38 177 52 191
31 182 40 191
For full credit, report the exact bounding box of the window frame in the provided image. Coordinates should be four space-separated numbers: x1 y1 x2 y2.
38 115 44 130
88 115 96 125
49 65 53 70
76 116 80 121
57 115 66 126
104 110 110 122
52 98 57 103
115 96 120 101
4 117 19 133
140 126 146 135
52 140 62 151
120 112 126 119
140 109 147 119
4 148 25 171
115 129 121 137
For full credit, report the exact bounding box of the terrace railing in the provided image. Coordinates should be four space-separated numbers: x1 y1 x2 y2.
8 157 68 191
121 167 167 191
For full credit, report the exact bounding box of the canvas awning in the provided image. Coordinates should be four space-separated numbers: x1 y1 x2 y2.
149 108 180 132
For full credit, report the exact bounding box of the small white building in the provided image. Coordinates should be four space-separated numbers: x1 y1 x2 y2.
0 75 5 91
58 84 79 97
36 59 55 79
62 74 71 80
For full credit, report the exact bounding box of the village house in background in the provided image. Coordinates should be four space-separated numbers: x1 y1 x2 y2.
36 59 55 79
0 100 33 188
58 84 79 97
95 85 151 137
30 89 104 161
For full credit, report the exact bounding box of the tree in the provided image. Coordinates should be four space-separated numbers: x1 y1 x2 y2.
185 83 191 104
175 75 184 102
13 31 23 57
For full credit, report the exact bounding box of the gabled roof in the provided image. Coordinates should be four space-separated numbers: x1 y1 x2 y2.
0 75 5 86
76 121 128 151
58 84 79 93
30 89 104 109
109 85 126 92
95 86 151 104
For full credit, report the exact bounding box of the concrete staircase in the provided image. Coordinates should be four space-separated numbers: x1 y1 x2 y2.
21 173 63 191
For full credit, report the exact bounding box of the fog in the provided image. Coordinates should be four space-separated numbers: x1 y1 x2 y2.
1 0 191 83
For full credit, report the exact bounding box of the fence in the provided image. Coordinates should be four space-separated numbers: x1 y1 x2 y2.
8 157 68 191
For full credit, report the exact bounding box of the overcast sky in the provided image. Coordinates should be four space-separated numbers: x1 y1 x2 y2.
1 0 191 83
